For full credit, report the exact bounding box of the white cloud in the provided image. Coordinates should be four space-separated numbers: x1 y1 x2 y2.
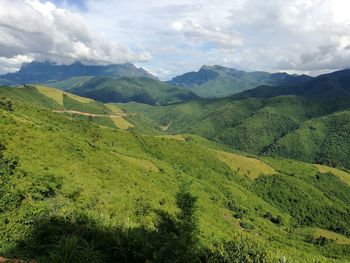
0 0 151 73
1 0 350 78
172 19 242 51
0 55 32 74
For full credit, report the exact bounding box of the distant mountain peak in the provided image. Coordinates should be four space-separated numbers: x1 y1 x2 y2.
200 65 225 71
0 61 156 84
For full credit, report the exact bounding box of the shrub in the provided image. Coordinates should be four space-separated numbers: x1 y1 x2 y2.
0 97 13 111
239 222 254 231
305 234 335 247
227 201 248 219
264 212 283 225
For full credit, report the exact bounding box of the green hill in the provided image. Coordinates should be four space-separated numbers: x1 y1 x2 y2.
119 94 350 170
169 65 311 98
0 85 136 130
70 76 198 105
43 76 94 90
1 86 349 262
266 111 350 168
235 69 350 100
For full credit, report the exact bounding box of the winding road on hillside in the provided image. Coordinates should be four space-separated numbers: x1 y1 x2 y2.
52 109 136 118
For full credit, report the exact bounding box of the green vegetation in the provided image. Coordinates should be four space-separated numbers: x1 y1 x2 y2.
70 76 198 105
0 86 349 262
119 94 350 169
235 69 350 100
43 76 94 90
0 96 13 111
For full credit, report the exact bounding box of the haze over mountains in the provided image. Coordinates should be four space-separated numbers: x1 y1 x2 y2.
3 61 350 102
0 61 156 84
169 65 312 98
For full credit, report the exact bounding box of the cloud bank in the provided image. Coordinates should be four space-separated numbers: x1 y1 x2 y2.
0 0 151 74
1 0 350 78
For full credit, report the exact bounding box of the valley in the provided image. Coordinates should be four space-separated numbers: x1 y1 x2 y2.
0 62 350 262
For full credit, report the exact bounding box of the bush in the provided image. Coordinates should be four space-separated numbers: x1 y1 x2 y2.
0 97 13 111
264 212 283 225
227 201 248 219
239 222 254 231
305 234 335 247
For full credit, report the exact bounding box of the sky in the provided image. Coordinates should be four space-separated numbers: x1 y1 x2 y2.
0 0 350 79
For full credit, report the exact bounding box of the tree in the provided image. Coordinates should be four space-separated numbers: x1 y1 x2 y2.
175 185 199 253
153 184 200 262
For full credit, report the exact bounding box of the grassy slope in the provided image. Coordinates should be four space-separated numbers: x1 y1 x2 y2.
70 77 198 105
0 86 135 131
0 87 349 261
41 76 94 90
234 69 350 100
119 95 350 169
267 111 350 169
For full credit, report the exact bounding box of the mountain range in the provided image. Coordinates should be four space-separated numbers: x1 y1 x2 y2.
234 68 350 100
169 65 312 98
0 61 156 84
0 61 316 103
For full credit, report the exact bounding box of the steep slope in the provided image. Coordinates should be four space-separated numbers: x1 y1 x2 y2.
267 111 350 168
44 76 94 90
0 61 156 84
0 86 349 262
119 95 350 169
71 76 198 105
0 85 135 130
235 69 350 100
169 65 311 98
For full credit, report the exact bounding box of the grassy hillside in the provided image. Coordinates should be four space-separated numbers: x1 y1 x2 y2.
0 86 349 262
43 76 94 90
266 110 350 168
70 76 198 105
119 95 350 169
0 86 137 130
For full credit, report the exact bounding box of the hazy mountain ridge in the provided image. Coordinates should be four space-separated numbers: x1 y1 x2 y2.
234 68 350 100
0 61 156 84
169 65 312 98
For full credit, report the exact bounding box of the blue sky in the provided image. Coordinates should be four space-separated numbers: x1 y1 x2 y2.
51 0 87 11
1 0 350 79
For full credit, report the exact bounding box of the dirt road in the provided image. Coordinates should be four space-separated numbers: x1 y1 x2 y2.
52 109 136 118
